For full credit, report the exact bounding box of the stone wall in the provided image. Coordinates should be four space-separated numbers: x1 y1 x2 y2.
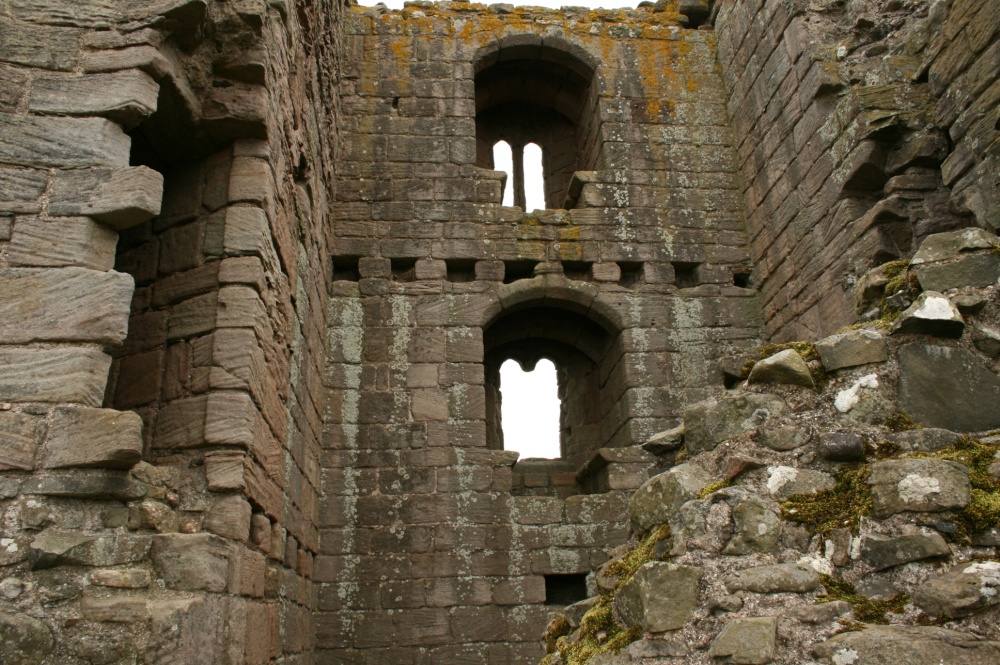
714 0 995 341
316 2 761 661
0 0 343 663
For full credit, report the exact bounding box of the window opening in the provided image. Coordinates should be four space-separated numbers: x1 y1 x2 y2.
523 143 545 211
544 574 589 606
500 358 560 459
493 140 514 207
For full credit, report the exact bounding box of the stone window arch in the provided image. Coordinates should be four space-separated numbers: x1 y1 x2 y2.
475 36 599 210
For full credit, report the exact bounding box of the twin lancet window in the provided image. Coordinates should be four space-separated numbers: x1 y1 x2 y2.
492 141 546 211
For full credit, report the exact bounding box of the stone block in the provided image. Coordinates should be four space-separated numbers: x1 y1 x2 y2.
0 114 129 168
708 617 777 664
724 493 783 555
48 166 163 229
0 167 48 214
9 217 117 270
0 268 133 345
813 625 1000 664
81 596 148 623
0 611 54 665
913 561 1000 619
206 450 248 491
724 563 820 594
0 15 80 71
28 530 150 569
916 254 1000 292
817 432 866 462
203 494 252 541
38 406 143 470
0 346 112 407
682 393 788 454
29 70 158 127
815 328 888 371
898 344 1000 431
628 463 712 534
613 562 702 632
886 428 962 453
88 569 151 588
869 458 971 517
911 228 999 264
146 597 226 665
151 533 233 593
747 348 815 389
22 470 147 501
861 532 950 571
766 466 835 500
757 424 812 451
0 411 41 471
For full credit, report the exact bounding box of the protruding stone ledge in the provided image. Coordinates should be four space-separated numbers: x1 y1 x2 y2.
0 346 112 406
48 166 164 230
29 70 159 128
38 407 143 470
0 114 130 168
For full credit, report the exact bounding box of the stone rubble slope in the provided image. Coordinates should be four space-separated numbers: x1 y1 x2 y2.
541 229 1000 664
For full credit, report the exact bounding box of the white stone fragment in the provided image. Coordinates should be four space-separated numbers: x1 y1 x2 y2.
897 474 941 504
913 295 955 320
834 373 879 412
767 466 798 495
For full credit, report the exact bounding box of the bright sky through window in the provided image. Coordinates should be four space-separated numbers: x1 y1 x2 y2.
523 143 545 211
493 141 514 206
500 358 560 459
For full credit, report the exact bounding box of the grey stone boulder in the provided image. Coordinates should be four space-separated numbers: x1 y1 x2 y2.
747 349 815 390
860 532 950 570
682 393 788 455
709 617 777 665
813 624 1000 664
897 344 1000 432
766 466 836 500
0 612 54 665
891 292 964 338
869 458 971 517
816 328 888 371
916 253 1000 291
612 562 702 632
757 423 812 451
628 463 712 534
886 428 962 452
642 423 684 454
724 563 821 594
27 530 151 570
790 600 851 624
910 227 1000 264
912 561 1000 619
972 323 1000 359
723 491 783 555
818 432 866 462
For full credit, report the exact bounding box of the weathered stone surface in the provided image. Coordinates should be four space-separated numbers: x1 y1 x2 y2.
916 254 1000 291
869 458 971 517
708 617 777 664
0 411 41 471
724 563 820 594
886 428 962 452
628 463 712 534
913 561 1000 618
48 166 164 229
748 348 815 389
0 114 129 168
0 611 54 665
642 423 684 454
790 600 851 624
612 562 702 632
88 568 152 588
30 70 157 126
682 393 788 454
757 424 811 451
28 530 150 570
892 292 965 338
0 347 112 406
38 407 143 470
0 168 48 214
815 329 888 371
972 324 1000 358
0 16 80 71
151 533 233 593
146 596 225 665
81 596 149 623
9 217 118 270
724 492 783 555
766 466 835 500
813 625 1000 664
910 228 1000 264
861 532 949 571
22 470 147 500
203 494 252 541
898 344 1000 431
0 268 133 345
817 432 866 462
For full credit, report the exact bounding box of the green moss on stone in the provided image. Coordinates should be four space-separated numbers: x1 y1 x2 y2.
782 465 873 535
698 479 734 498
884 412 924 432
818 575 907 624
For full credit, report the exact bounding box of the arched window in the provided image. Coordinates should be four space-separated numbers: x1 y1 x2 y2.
475 37 598 210
492 141 546 211
493 140 514 207
499 358 560 459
